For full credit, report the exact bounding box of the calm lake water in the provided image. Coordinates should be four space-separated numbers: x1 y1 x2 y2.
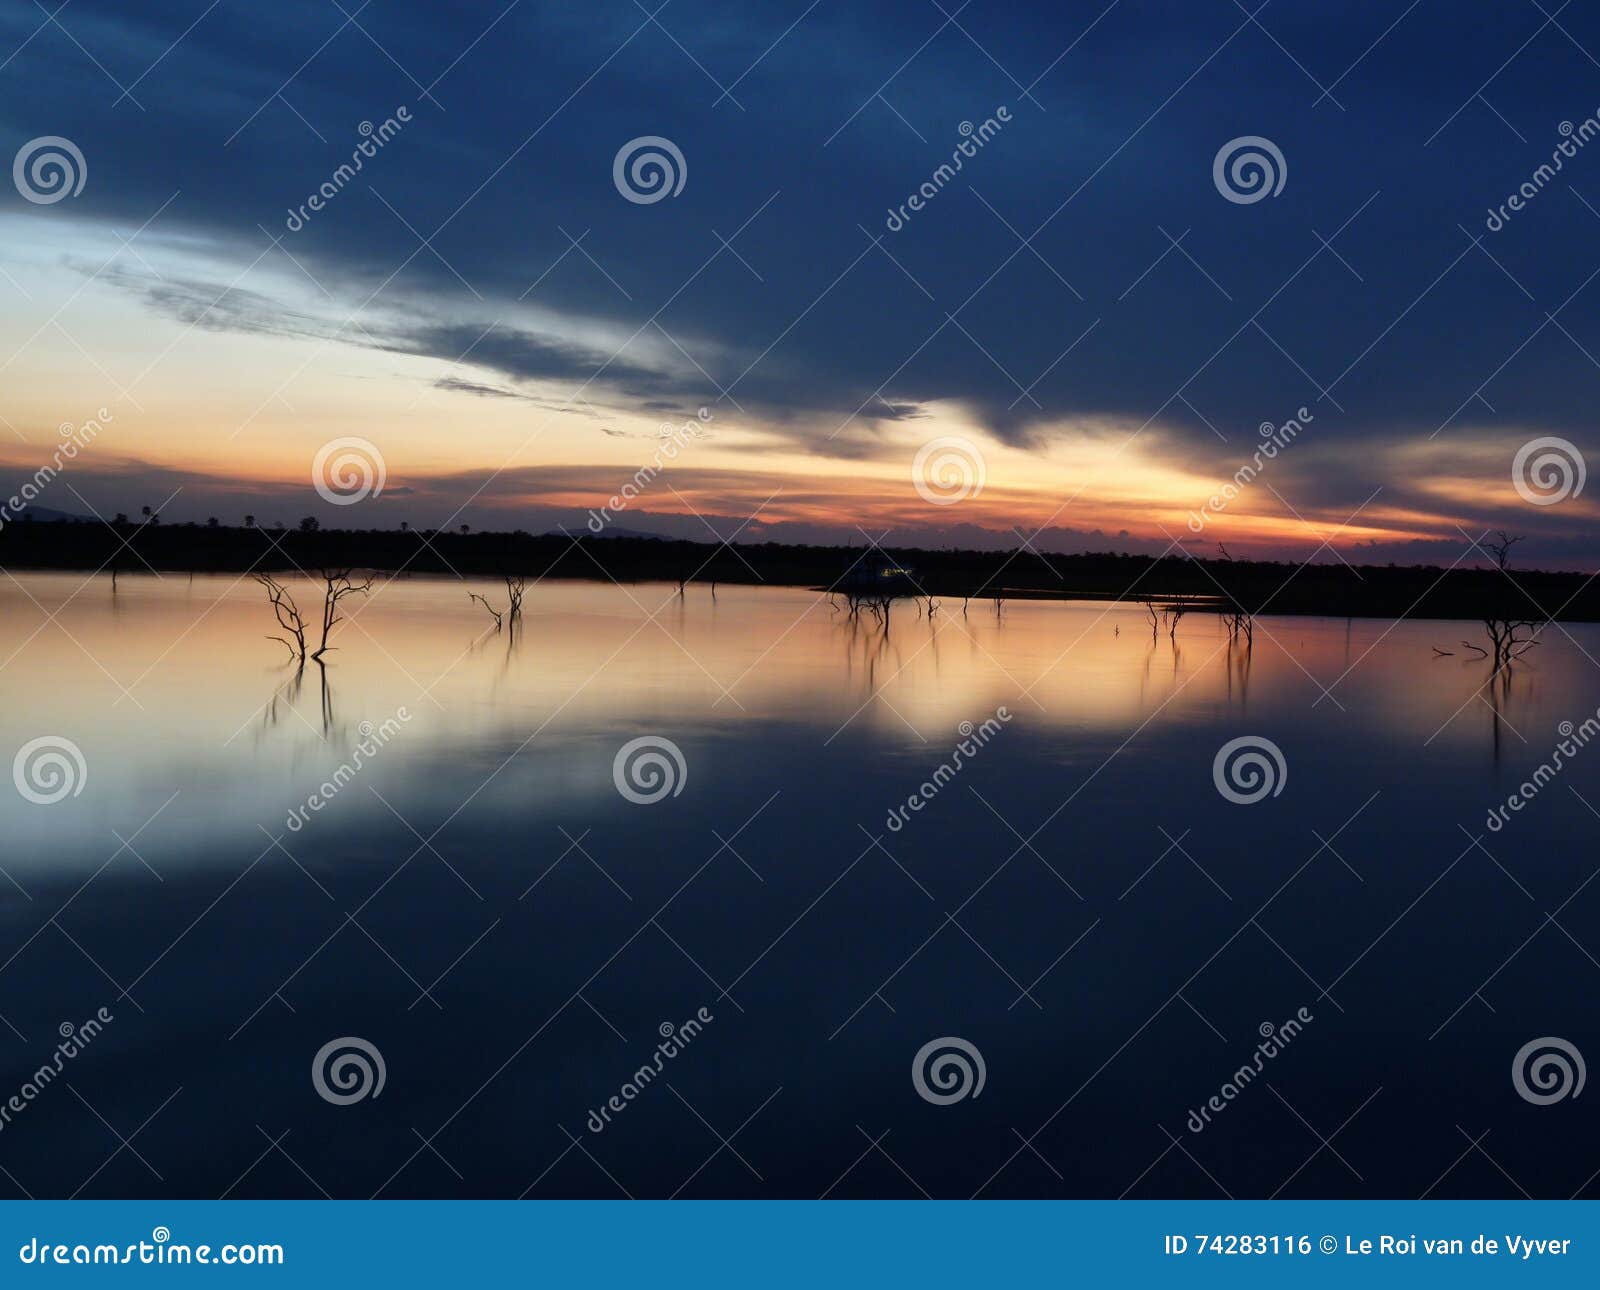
0 570 1596 1198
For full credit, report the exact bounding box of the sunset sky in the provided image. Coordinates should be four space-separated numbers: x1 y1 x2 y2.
4 0 1600 563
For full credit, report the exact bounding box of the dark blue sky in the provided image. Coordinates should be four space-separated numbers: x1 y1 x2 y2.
4 1 1600 563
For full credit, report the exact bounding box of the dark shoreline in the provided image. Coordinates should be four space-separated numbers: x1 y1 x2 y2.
4 519 1598 623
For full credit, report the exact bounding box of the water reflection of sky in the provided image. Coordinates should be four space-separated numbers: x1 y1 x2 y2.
0 572 1596 1197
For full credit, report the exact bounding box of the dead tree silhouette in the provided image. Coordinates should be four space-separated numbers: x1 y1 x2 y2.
1477 530 1524 572
504 575 526 620
311 570 374 660
1223 608 1255 647
1482 617 1541 671
1465 532 1544 672
469 592 504 630
254 573 309 660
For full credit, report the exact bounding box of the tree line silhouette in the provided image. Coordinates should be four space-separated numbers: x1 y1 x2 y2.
3 516 1597 625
